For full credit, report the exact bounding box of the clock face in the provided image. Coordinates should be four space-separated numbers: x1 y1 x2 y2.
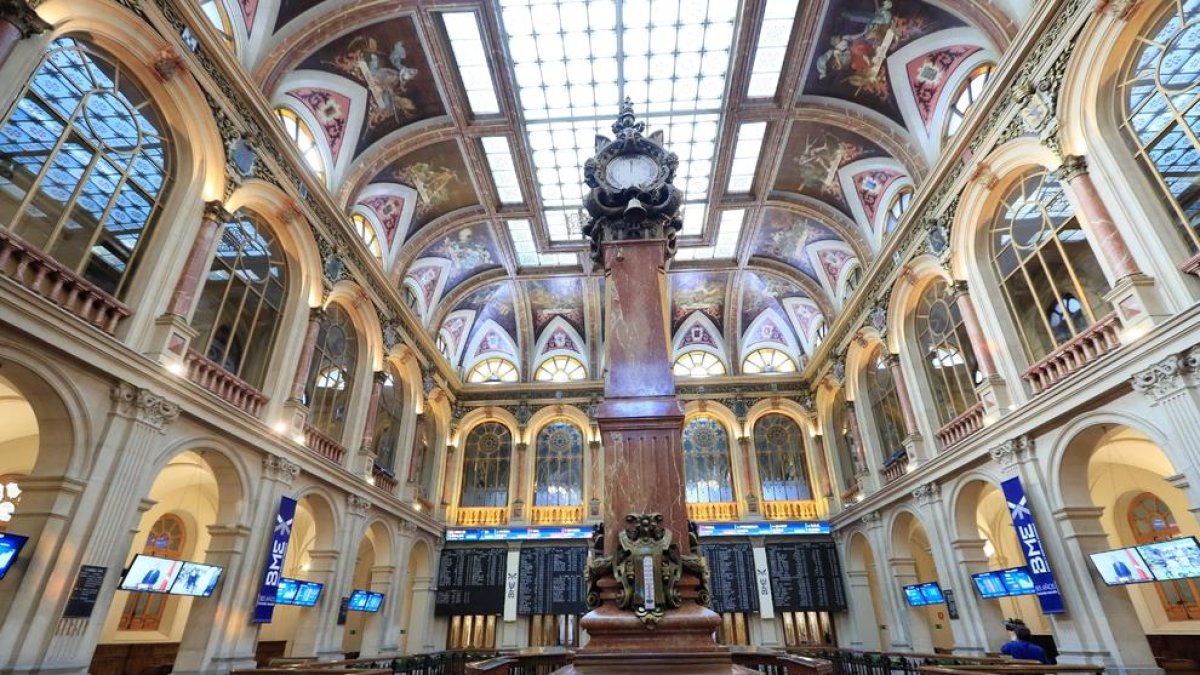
604 154 658 189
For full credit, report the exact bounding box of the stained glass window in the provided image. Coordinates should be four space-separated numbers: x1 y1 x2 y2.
191 211 287 388
1127 491 1200 620
120 513 185 631
1122 0 1200 253
863 347 907 463
945 64 994 139
682 415 734 503
273 106 325 181
914 280 980 427
742 347 796 374
533 420 584 507
460 422 512 508
0 37 172 299
534 355 587 382
352 213 383 260
754 413 811 501
372 370 404 471
467 357 519 383
303 304 359 440
990 168 1109 363
674 350 726 378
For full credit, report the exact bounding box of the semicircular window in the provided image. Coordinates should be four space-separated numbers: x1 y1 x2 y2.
0 37 172 299
673 350 726 378
273 106 325 181
352 213 383 260
945 63 995 139
534 355 587 382
467 357 519 384
742 347 796 374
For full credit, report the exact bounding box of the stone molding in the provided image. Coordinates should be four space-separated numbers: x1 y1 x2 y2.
262 454 301 485
110 381 180 431
989 434 1034 468
1130 344 1200 401
912 482 941 505
347 494 372 517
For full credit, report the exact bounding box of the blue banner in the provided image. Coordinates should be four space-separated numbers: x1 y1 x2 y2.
1000 476 1065 614
252 496 297 624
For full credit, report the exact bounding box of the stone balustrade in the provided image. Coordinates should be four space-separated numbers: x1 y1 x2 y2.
840 482 861 505
686 501 739 522
880 451 910 485
936 401 986 448
761 499 820 520
370 464 397 494
184 349 267 416
303 423 346 465
456 506 508 526
0 228 131 333
1022 312 1121 394
530 504 584 524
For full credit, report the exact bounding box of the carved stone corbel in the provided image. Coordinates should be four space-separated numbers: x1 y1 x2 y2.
989 435 1034 468
110 382 180 432
262 455 301 485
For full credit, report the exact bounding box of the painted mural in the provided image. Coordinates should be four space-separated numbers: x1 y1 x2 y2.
773 122 887 214
750 207 848 284
907 45 982 126
454 281 518 362
805 0 964 123
274 0 322 31
852 168 904 225
525 277 586 339
670 271 729 334
285 87 351 162
298 17 445 155
359 195 406 246
414 222 500 293
370 140 476 236
239 0 258 32
740 270 810 343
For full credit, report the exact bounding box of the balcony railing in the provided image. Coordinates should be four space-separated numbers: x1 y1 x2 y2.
456 507 508 526
840 482 861 505
303 424 346 465
0 228 131 333
762 499 820 520
687 501 739 522
1022 312 1121 395
371 464 397 494
184 349 267 416
880 450 910 485
530 504 584 524
936 401 985 448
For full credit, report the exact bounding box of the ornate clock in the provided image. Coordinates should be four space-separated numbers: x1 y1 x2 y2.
582 98 683 262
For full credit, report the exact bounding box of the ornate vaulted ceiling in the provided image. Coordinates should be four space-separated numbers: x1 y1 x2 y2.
210 0 1022 383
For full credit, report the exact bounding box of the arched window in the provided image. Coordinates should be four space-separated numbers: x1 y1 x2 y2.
459 422 512 508
467 357 519 383
1127 492 1200 620
681 416 735 504
303 304 359 440
1122 1 1200 254
883 186 913 235
812 319 829 349
534 355 587 382
0 37 172 300
914 280 980 426
436 333 452 360
352 213 383 260
273 107 325 181
945 64 995 139
533 421 584 507
120 513 186 631
408 415 436 500
674 350 726 378
742 347 797 374
199 0 235 47
191 211 287 388
828 392 859 489
372 370 404 472
842 265 864 302
862 347 907 463
989 168 1110 363
754 414 811 502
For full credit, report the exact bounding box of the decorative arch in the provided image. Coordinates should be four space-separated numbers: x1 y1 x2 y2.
672 312 730 371
533 316 589 375
272 69 369 188
680 412 737 505
226 180 325 307
325 280 384 373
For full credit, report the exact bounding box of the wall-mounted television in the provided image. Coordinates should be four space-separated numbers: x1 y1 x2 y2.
971 571 1008 599
169 561 224 597
1138 537 1200 581
903 582 944 606
120 554 184 593
0 532 29 581
348 589 384 612
1089 547 1155 586
997 567 1037 596
276 578 324 607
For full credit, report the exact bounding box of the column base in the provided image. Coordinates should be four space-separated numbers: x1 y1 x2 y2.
1105 273 1166 339
145 313 196 371
975 374 1012 419
568 603 749 674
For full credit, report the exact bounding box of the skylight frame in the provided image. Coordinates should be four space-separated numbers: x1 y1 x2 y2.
482 136 524 205
506 219 579 268
727 121 765 193
442 11 503 116
745 0 798 99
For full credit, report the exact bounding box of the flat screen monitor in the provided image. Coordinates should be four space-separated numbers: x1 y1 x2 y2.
998 567 1037 596
1089 547 1155 586
294 581 323 607
903 584 934 606
364 591 384 612
1137 537 1200 581
917 582 945 605
971 571 1008 599
120 554 184 594
168 561 223 597
0 532 29 581
277 578 301 605
348 589 372 611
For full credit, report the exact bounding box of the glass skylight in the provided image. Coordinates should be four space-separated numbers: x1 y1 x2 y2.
727 122 765 193
746 0 798 98
507 219 579 268
482 136 523 204
443 12 501 115
674 209 744 260
499 0 739 246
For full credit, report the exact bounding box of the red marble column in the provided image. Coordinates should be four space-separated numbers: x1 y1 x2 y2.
885 353 919 436
0 1 50 71
845 400 868 473
407 413 427 483
737 435 759 513
1056 154 1140 280
359 371 387 452
166 201 228 317
288 308 324 402
952 282 997 378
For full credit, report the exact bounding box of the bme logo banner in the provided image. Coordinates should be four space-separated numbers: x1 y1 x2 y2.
1000 476 1066 615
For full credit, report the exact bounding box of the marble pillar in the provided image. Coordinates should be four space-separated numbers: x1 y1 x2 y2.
0 0 49 71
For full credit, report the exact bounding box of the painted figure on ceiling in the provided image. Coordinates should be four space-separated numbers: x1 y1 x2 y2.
395 161 460 217
333 36 418 128
816 0 899 96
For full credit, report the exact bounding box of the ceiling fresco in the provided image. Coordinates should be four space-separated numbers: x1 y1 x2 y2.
227 0 1021 382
